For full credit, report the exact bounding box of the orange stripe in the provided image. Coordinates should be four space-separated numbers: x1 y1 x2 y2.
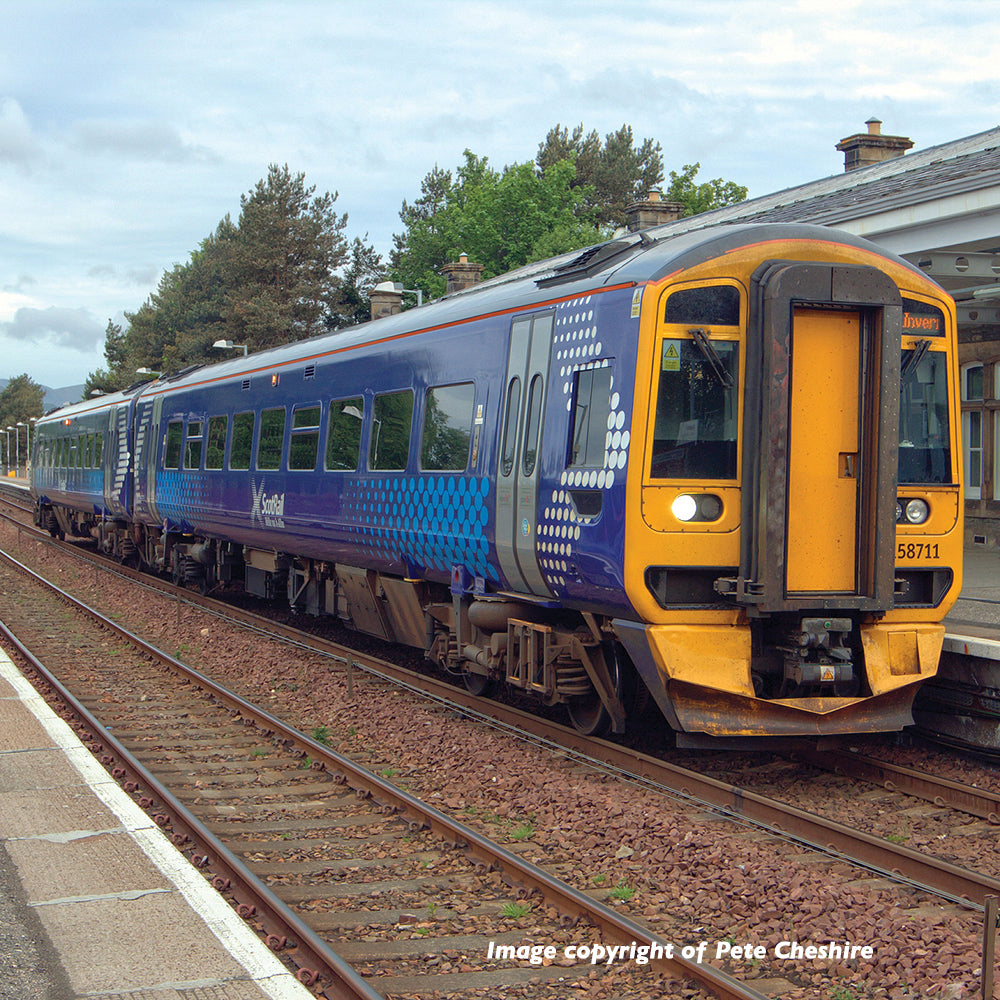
134 281 641 401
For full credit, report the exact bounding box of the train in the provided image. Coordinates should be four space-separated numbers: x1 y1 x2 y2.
29 222 963 746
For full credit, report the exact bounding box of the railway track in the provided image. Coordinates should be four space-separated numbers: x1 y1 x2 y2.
3 500 1000 906
3 484 998 828
1 494 997 992
0 544 766 1000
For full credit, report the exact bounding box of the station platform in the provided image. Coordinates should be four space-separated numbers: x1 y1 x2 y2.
944 544 1000 643
0 650 312 1000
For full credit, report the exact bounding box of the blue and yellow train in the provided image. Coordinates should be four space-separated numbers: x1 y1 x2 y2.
30 223 963 745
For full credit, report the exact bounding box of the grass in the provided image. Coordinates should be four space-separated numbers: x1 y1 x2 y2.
510 819 536 841
500 901 532 919
610 878 637 901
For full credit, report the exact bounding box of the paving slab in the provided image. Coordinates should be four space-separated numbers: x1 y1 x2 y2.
6 830 171 902
31 891 252 996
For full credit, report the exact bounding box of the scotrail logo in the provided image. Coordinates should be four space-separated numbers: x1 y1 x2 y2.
251 479 286 528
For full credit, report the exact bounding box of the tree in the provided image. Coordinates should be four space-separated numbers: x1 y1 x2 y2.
328 236 386 330
536 123 665 228
537 124 747 224
0 373 44 471
391 151 603 301
84 320 129 397
664 163 747 217
85 164 363 391
224 164 349 351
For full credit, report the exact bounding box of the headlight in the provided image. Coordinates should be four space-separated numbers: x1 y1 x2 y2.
904 498 930 524
671 493 723 523
671 494 699 522
895 501 903 522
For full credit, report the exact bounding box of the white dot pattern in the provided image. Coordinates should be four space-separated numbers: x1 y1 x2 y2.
537 296 630 589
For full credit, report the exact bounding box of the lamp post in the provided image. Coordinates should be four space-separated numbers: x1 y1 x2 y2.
8 425 19 478
213 339 249 356
24 418 36 474
17 422 26 477
2 427 8 476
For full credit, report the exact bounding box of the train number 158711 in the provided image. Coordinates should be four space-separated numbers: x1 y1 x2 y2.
896 542 939 560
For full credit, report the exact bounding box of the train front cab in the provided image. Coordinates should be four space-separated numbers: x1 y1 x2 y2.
619 241 963 742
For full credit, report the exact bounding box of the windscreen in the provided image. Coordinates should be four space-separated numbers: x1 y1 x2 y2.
899 347 952 484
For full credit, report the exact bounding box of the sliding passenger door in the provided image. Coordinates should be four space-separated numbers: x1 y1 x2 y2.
132 394 163 524
494 312 554 596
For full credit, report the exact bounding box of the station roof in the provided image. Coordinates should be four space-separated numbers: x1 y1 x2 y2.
642 126 1000 315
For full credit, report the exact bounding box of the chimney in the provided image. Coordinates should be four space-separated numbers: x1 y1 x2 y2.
441 253 484 294
625 189 685 232
836 118 913 172
370 281 403 321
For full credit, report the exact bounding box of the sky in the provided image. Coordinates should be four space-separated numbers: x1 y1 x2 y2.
0 0 996 391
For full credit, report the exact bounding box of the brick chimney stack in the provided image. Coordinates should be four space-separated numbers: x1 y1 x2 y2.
836 118 914 171
370 281 403 321
441 253 484 294
625 189 685 232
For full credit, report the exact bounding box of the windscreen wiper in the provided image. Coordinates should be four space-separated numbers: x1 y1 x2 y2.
901 338 931 378
689 328 735 388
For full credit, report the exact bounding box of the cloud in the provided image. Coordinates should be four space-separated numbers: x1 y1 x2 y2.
2 275 37 295
86 263 160 288
71 119 216 163
1 306 104 352
0 97 40 167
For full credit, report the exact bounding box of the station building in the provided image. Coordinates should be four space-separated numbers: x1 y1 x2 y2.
633 120 1000 548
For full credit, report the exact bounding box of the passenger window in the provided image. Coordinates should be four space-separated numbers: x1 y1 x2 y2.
421 383 475 471
230 412 255 470
289 405 321 471
522 375 543 476
501 377 520 477
370 390 413 470
569 368 613 467
164 421 183 469
257 408 285 470
185 421 203 470
94 432 103 467
326 397 363 471
205 416 227 470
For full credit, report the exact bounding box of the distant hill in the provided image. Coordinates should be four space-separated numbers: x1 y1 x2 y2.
0 379 85 413
42 384 85 411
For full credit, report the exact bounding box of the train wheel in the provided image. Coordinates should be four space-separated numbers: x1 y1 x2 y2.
463 671 492 697
566 642 624 737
